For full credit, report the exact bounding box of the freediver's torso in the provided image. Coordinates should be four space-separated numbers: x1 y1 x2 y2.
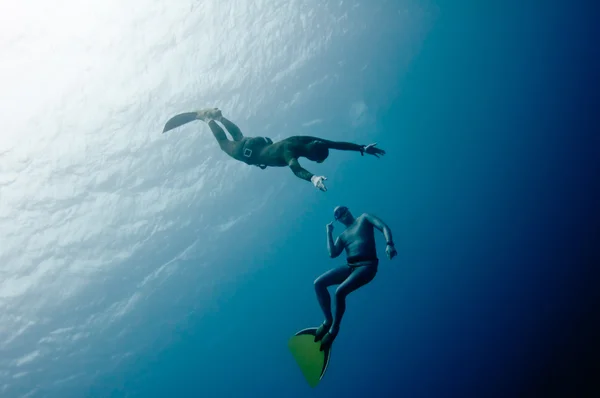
339 214 378 260
253 136 323 167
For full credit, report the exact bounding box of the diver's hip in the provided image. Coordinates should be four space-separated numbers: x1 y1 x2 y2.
346 254 379 269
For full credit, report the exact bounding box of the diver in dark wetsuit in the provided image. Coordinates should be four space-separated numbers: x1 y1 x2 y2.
162 108 386 191
313 206 398 350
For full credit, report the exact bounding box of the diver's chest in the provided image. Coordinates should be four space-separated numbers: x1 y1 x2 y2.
344 220 367 237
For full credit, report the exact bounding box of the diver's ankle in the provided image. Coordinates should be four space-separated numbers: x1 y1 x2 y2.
329 325 339 336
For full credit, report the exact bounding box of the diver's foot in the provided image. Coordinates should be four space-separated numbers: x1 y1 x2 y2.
313 322 331 343
319 329 338 351
195 108 222 122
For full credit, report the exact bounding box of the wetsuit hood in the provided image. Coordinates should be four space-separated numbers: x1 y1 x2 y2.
306 140 329 163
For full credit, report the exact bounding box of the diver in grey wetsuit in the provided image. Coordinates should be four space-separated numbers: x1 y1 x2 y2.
162 108 385 192
313 206 398 350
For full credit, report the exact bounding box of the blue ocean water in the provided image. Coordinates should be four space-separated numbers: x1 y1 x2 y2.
1 0 596 397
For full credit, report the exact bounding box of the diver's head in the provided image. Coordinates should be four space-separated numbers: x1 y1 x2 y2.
333 205 353 224
305 140 329 163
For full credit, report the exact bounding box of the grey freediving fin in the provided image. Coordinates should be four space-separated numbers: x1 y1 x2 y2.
162 112 198 133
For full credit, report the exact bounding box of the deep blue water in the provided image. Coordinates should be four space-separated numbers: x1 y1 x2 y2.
85 2 598 397
5 0 595 397
91 1 596 397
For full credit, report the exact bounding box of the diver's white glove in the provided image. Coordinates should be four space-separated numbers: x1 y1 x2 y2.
311 175 328 192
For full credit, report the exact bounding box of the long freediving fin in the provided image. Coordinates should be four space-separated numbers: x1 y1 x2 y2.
162 112 199 133
288 327 332 388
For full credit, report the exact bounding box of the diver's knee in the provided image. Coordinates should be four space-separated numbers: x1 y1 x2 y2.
314 277 326 290
334 286 348 300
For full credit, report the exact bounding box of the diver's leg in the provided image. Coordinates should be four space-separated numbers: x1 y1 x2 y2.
331 266 377 332
319 265 377 349
219 116 244 142
207 120 240 158
207 119 228 143
313 266 352 339
198 108 244 142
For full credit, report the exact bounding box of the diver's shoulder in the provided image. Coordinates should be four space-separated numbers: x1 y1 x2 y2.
357 213 378 224
356 213 370 222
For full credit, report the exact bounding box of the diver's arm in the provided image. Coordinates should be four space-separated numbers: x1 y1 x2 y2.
321 139 366 154
327 229 344 258
287 156 314 181
364 213 394 246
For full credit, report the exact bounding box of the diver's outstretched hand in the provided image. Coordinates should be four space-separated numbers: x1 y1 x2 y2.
311 175 328 192
363 143 386 158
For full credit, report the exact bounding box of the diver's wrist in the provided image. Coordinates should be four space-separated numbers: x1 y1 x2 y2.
386 241 394 246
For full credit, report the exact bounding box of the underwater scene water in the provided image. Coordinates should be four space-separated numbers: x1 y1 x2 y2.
0 0 596 397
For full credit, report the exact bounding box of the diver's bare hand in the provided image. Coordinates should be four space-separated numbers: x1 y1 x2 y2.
311 175 328 192
386 243 398 260
326 222 334 233
363 143 385 158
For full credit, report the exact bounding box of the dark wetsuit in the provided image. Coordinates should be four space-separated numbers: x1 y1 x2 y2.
207 118 273 169
207 117 373 178
314 214 385 332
